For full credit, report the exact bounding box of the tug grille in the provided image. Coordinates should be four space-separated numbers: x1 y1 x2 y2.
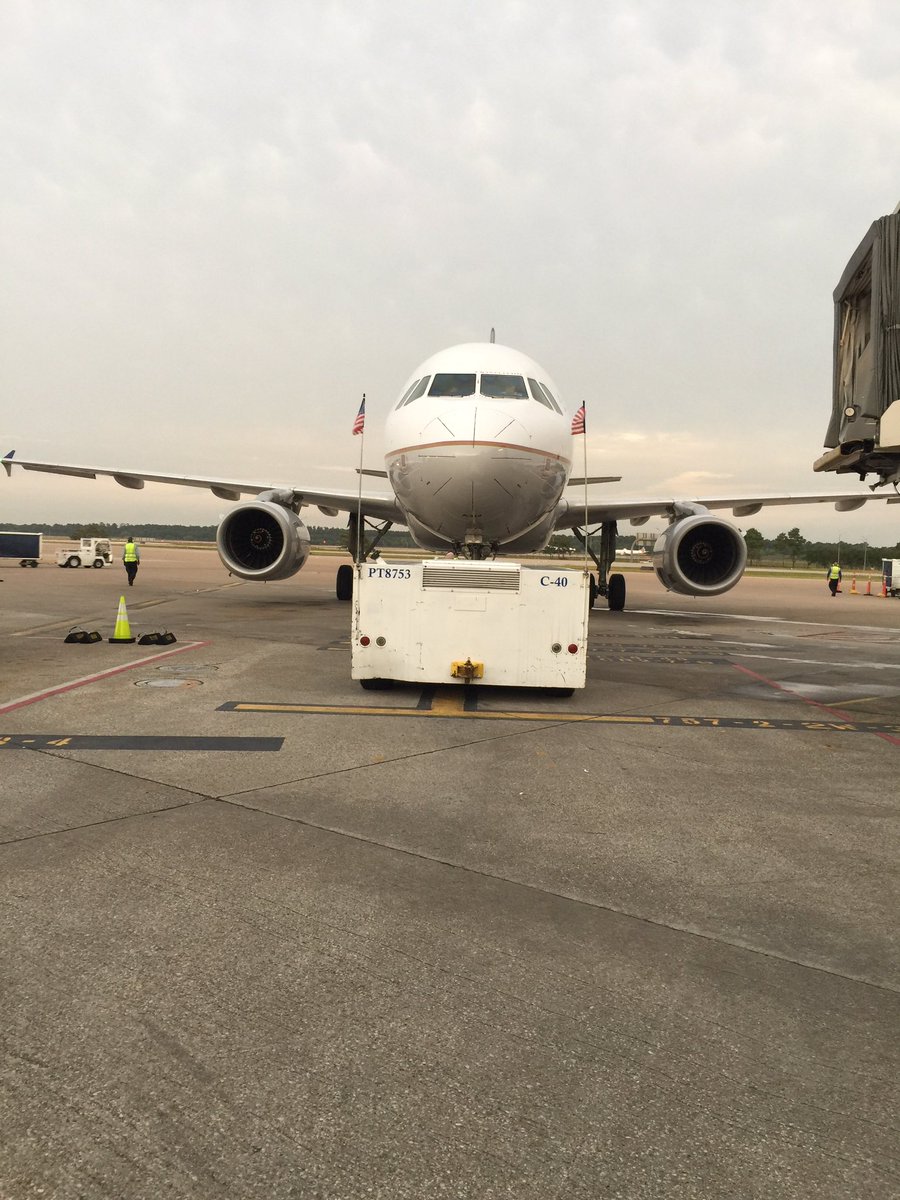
422 565 520 591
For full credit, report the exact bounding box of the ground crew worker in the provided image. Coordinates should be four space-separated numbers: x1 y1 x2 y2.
826 561 842 597
123 536 140 586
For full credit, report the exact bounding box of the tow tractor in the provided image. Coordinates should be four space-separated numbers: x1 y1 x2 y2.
56 538 113 568
351 557 590 693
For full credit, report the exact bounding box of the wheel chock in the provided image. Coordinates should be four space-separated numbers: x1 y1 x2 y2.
65 629 102 644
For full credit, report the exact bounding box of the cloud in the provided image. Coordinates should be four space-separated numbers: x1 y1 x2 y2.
2 0 900 547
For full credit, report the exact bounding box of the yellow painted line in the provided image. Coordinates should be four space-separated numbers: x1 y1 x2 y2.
231 702 652 723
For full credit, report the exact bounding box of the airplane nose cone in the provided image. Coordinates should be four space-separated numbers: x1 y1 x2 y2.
388 412 567 550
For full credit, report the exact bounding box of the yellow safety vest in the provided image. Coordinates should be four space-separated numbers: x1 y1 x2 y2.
124 543 139 563
829 565 841 580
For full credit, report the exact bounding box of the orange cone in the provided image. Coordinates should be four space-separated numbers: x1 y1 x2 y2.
882 580 888 598
108 595 136 643
850 577 857 594
865 578 872 596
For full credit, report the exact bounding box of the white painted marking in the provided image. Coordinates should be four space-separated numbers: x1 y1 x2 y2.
718 641 779 649
635 609 900 634
731 652 900 671
776 682 900 700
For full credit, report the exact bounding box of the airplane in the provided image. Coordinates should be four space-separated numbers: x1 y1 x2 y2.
5 339 899 611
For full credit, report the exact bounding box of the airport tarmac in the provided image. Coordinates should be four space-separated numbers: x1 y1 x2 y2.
1 546 898 1199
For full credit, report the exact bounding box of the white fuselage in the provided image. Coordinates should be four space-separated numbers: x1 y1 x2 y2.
383 343 572 553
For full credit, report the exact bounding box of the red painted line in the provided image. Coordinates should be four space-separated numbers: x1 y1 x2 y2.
732 661 900 747
0 642 211 716
386 441 572 465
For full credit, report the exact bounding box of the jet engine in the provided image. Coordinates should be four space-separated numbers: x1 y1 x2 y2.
216 498 310 581
652 513 747 596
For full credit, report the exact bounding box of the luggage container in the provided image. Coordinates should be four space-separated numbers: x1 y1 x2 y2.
351 558 590 692
0 530 42 566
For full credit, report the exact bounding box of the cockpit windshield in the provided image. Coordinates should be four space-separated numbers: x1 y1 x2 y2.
480 374 528 399
428 373 476 397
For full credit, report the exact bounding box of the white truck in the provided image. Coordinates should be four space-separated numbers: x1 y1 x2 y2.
351 558 590 693
56 538 114 569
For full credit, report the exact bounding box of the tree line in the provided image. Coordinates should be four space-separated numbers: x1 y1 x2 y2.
6 521 898 569
743 527 900 570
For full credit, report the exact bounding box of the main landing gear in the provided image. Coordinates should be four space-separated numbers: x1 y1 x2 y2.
336 513 395 601
573 521 626 611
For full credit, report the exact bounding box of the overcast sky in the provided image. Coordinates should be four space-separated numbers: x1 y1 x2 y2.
3 0 900 543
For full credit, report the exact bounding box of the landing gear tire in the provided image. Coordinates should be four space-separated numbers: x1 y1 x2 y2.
360 678 394 690
336 563 353 602
588 574 599 609
608 572 626 611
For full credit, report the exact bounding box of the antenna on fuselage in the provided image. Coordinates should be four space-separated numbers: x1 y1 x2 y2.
490 328 495 343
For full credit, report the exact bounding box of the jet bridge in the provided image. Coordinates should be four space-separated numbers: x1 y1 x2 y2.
813 203 900 487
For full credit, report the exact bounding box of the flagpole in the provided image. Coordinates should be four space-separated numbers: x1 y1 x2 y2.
582 411 589 574
355 393 365 564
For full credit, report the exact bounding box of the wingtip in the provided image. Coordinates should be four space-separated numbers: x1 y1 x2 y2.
2 450 15 477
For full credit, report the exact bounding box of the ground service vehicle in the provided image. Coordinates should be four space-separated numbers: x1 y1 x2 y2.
0 530 42 566
883 559 900 597
351 558 590 693
56 538 113 568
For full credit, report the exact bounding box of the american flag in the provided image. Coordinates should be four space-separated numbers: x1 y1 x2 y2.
352 396 366 436
570 404 585 435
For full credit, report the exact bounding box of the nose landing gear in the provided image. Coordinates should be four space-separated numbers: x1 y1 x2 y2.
336 513 395 601
573 521 626 611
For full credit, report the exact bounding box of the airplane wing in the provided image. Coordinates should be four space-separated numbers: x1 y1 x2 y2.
554 490 900 528
2 451 403 524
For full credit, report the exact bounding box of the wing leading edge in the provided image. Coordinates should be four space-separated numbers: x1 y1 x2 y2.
553 491 900 529
1 452 402 524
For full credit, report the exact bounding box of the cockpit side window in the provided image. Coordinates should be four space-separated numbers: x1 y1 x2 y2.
480 374 528 399
428 373 476 398
528 378 562 413
395 379 422 409
400 376 430 407
540 382 563 413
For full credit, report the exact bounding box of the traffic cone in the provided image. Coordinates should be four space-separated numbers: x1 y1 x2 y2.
865 578 872 596
108 595 136 643
882 580 888 598
850 577 857 594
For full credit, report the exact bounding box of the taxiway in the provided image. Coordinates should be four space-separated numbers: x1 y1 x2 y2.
1 547 898 1198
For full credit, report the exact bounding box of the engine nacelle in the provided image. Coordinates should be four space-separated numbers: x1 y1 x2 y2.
216 501 310 581
652 515 747 596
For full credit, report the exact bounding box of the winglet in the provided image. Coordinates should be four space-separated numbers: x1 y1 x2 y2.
2 451 15 478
